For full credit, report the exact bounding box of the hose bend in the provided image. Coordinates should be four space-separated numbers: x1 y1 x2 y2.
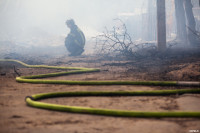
1 59 200 118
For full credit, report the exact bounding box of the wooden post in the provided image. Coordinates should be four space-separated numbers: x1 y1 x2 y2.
157 0 166 51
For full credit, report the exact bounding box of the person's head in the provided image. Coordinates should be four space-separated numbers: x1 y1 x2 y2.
66 19 75 28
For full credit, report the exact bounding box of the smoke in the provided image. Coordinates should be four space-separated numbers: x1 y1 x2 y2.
0 0 144 46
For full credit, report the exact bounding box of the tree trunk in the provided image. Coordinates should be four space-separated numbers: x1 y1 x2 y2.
184 0 197 45
174 0 187 43
157 0 166 51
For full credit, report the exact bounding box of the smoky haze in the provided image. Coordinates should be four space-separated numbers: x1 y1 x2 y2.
0 0 144 47
1 0 199 57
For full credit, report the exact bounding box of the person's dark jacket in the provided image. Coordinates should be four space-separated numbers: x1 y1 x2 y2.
65 25 85 56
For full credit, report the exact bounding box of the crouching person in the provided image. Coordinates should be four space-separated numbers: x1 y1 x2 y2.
65 19 85 56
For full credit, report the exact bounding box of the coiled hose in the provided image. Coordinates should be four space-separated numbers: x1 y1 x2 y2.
1 59 200 118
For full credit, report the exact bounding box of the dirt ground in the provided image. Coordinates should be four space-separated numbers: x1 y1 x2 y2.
0 48 200 133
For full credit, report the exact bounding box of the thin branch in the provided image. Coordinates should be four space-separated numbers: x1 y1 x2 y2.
186 25 200 39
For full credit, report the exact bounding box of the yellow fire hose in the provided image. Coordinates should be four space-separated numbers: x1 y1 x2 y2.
1 59 200 118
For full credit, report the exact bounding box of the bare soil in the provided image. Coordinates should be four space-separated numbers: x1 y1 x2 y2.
0 48 200 133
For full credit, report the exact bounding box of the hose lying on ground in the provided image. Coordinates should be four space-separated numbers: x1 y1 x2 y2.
1 59 200 118
26 89 200 118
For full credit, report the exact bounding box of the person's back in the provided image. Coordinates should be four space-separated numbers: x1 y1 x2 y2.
65 19 85 56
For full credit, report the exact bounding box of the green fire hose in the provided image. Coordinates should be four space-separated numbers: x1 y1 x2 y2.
1 59 200 118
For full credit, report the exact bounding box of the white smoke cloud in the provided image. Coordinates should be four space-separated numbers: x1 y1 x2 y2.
0 0 144 46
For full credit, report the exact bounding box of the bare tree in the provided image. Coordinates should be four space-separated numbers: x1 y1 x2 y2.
94 19 137 58
93 19 162 59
